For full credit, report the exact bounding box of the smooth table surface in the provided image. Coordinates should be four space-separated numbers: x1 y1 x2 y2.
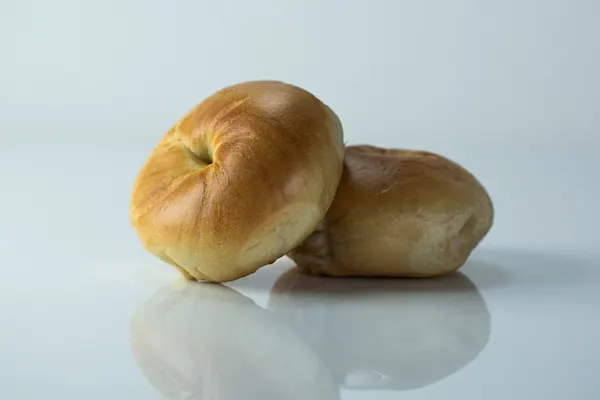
1 141 598 399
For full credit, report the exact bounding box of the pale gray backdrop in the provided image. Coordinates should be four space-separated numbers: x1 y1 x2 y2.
1 1 599 400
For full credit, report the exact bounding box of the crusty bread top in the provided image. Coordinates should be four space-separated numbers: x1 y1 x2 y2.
287 145 494 277
328 145 493 223
130 81 345 282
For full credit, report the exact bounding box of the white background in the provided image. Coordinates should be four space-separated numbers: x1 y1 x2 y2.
2 0 599 146
1 1 599 399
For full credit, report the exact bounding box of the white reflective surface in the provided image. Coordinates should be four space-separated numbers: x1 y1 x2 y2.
0 142 598 400
3 1 599 397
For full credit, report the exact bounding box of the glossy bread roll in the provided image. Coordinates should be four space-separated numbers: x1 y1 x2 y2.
130 81 344 282
287 145 494 278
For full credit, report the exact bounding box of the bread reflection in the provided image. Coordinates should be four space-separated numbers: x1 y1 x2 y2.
268 270 491 391
130 280 340 400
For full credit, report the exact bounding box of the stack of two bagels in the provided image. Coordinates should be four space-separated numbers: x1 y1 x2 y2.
130 81 493 283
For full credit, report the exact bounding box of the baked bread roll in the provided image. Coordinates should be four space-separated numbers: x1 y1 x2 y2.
130 81 344 282
287 145 494 277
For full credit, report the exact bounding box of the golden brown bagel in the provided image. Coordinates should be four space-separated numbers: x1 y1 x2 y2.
130 81 344 282
287 145 494 278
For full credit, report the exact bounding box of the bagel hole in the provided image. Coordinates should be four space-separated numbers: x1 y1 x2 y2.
186 147 213 166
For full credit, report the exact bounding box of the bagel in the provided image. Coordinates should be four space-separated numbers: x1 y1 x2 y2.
130 81 344 282
287 145 494 277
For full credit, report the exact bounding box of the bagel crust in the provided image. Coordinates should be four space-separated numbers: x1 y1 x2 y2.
287 145 494 278
130 81 344 282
